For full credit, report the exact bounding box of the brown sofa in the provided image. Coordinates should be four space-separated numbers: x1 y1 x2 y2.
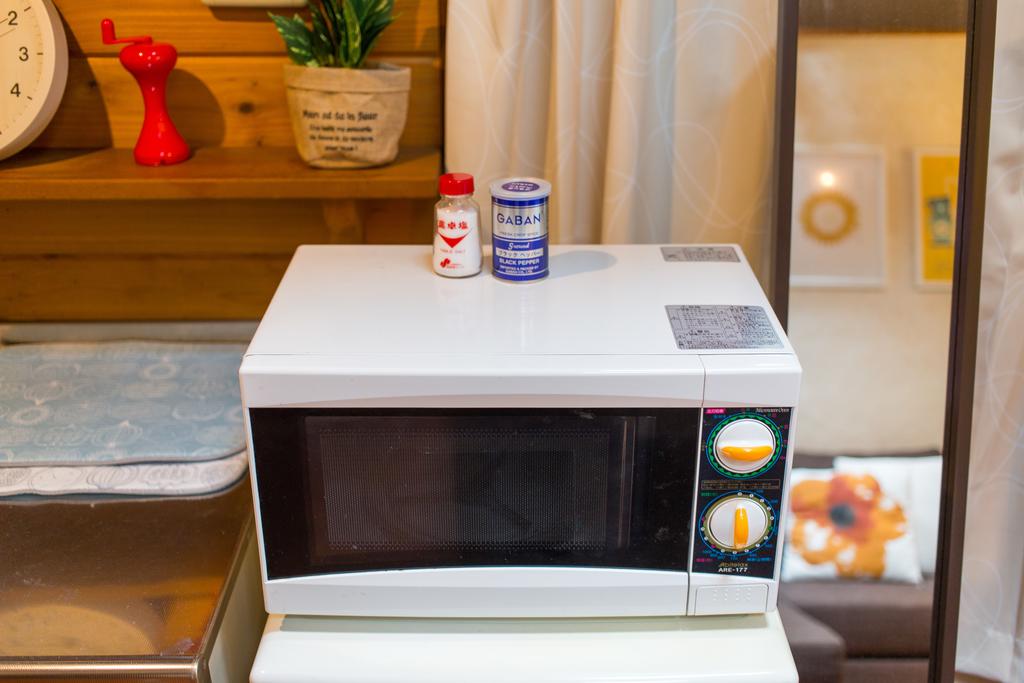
781 579 933 682
779 603 845 681
779 453 936 681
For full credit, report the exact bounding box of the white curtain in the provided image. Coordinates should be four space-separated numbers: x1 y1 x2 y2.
956 2 1024 680
445 0 779 276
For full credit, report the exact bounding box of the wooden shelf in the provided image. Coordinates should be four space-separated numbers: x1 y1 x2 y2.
0 146 441 201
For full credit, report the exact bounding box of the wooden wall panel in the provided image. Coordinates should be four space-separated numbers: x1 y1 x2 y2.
33 56 441 149
0 200 329 255
0 256 292 320
362 198 434 244
0 199 432 320
58 0 439 57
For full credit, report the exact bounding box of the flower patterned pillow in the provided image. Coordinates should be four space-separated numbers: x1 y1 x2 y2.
835 455 942 575
782 467 923 583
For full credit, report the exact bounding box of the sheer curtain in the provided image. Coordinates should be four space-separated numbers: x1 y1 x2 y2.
956 2 1024 680
445 0 779 277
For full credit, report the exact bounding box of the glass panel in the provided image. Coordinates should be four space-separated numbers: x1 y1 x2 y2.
306 416 624 556
249 408 699 579
785 2 968 674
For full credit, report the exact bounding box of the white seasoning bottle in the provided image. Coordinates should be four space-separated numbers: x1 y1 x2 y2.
433 173 482 277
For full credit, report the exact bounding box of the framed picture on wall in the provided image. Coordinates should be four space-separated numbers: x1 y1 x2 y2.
791 146 887 288
913 149 959 289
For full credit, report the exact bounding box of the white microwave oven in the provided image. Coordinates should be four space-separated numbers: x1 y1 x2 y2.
241 244 800 619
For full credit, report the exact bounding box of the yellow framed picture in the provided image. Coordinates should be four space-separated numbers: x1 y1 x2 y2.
913 149 959 288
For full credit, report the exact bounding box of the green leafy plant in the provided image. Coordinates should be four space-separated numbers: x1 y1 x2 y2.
270 0 396 69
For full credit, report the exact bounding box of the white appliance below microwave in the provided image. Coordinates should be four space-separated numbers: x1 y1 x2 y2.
241 244 801 619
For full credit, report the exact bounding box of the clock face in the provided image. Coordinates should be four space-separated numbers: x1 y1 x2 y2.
0 0 67 161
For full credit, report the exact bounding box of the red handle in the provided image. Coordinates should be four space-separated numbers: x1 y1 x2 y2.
100 18 152 45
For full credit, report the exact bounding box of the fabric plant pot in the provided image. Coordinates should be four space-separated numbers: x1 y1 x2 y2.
282 61 411 168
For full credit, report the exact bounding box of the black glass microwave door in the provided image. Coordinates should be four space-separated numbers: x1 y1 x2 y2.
306 416 626 563
249 409 697 579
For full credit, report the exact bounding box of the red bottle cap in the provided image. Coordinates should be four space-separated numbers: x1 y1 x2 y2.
439 173 474 196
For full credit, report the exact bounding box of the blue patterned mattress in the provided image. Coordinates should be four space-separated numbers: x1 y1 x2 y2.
0 342 248 496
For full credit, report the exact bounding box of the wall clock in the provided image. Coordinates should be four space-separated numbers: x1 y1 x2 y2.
0 0 68 161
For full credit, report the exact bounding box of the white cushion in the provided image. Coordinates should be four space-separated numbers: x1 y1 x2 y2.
782 467 923 583
0 451 247 497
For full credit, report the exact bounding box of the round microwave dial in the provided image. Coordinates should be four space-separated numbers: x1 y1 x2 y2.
703 494 773 553
713 418 777 474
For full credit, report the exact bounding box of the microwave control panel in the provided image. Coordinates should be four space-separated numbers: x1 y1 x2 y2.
691 407 793 579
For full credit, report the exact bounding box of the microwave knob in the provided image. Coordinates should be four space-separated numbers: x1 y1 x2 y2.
704 494 772 553
714 418 777 474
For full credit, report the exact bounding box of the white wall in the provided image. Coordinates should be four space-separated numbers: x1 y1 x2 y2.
790 34 964 454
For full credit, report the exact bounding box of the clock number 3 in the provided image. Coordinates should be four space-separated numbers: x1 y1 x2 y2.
18 46 29 61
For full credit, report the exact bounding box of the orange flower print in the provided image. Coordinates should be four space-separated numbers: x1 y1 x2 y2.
789 473 907 578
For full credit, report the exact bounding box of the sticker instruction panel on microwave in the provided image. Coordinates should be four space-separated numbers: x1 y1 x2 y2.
660 246 740 262
665 305 783 350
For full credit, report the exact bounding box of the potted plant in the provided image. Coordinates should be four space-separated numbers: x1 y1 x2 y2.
270 0 409 168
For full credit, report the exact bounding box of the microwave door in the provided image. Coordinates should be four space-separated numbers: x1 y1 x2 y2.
249 408 696 597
